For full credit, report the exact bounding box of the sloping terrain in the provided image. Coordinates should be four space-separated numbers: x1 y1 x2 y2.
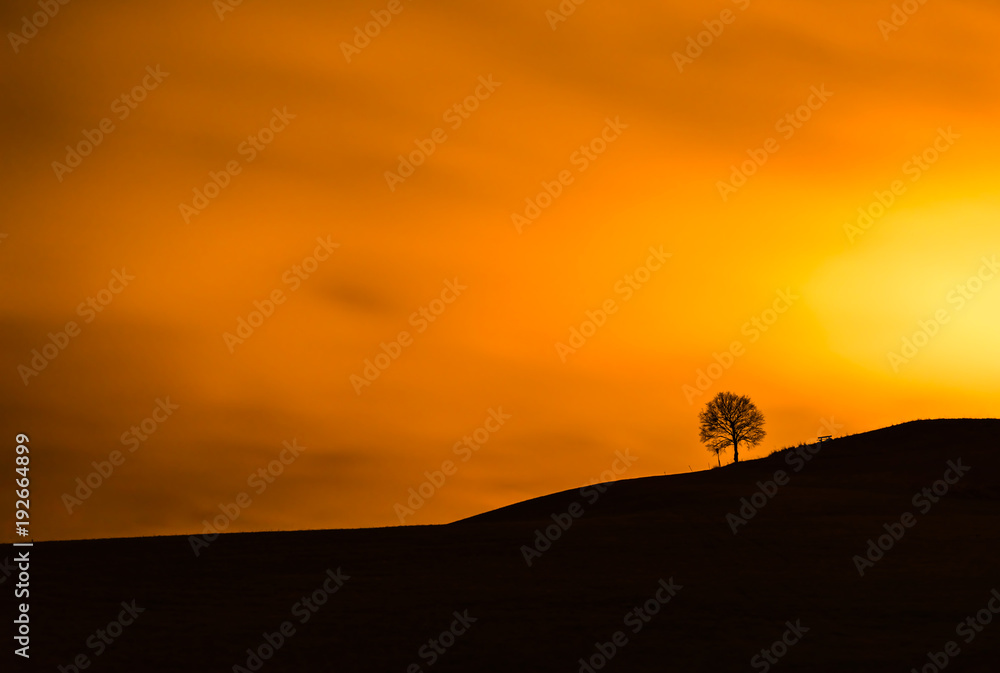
23 419 1000 672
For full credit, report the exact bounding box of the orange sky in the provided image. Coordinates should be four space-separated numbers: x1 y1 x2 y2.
2 0 998 542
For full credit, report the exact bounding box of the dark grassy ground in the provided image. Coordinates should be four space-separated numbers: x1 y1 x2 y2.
18 418 1000 672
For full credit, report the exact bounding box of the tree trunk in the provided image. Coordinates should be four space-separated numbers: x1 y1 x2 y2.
733 436 739 463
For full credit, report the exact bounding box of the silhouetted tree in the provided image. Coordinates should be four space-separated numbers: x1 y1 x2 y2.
698 392 766 465
707 441 726 467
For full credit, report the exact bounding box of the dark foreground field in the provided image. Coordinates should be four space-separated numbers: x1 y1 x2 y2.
22 419 1000 672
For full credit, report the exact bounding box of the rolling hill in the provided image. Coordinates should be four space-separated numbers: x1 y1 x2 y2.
21 418 1000 672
